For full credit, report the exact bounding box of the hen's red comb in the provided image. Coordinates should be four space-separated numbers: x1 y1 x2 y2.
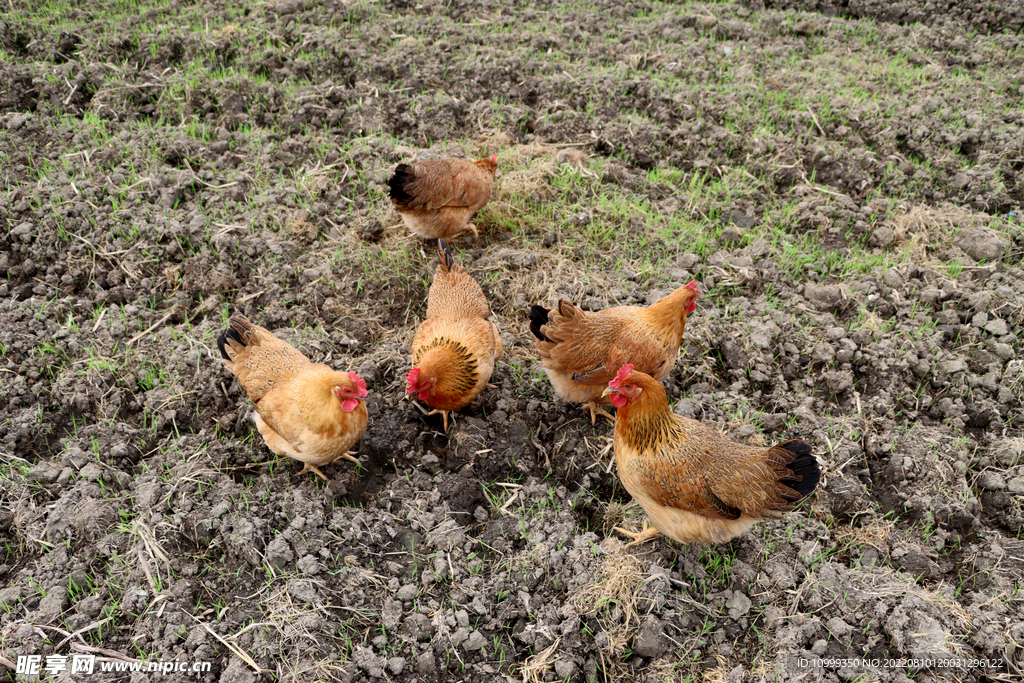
609 364 634 388
491 154 498 163
685 280 700 314
349 371 368 398
405 367 421 393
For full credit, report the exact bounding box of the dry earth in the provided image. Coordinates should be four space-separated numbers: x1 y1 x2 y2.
1 0 1024 682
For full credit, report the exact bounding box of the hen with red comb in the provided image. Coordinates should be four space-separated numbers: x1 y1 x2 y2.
217 314 369 480
407 240 503 430
603 366 820 546
528 280 700 423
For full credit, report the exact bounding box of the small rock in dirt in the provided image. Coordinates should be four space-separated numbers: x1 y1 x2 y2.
136 482 162 508
728 209 756 229
992 343 1015 361
869 226 895 248
35 585 68 624
720 225 742 244
555 659 577 678
726 591 752 620
388 657 406 675
826 617 853 637
11 222 33 239
265 536 294 569
956 226 1010 261
401 613 434 641
939 358 968 374
397 584 418 601
353 646 384 678
720 339 748 369
75 594 104 619
80 462 104 482
463 630 486 651
984 318 1009 336
416 652 436 676
804 283 843 311
814 342 835 364
1007 477 1024 494
977 471 1006 490
219 657 256 683
859 548 881 568
287 580 319 604
29 461 61 483
296 555 320 576
749 321 779 350
633 616 668 658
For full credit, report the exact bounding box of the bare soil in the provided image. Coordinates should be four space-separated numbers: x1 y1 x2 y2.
2 1 1023 682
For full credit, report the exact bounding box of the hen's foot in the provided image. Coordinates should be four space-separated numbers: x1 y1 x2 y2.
614 522 662 547
588 401 615 424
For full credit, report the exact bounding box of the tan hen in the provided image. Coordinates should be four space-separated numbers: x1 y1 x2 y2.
218 315 368 480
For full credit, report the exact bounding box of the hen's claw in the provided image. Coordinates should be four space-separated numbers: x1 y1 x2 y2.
614 521 662 547
588 401 615 424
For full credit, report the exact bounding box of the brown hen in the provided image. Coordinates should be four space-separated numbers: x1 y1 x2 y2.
528 281 699 423
603 365 820 546
388 156 498 240
407 239 502 430
218 315 368 480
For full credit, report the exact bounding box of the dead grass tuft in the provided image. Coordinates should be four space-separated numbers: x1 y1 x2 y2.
833 519 895 556
490 142 559 205
889 204 991 268
573 545 645 632
517 637 561 683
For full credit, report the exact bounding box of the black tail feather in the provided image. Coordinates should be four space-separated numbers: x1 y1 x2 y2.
777 439 821 499
528 305 550 341
437 239 455 271
216 326 244 361
387 163 414 205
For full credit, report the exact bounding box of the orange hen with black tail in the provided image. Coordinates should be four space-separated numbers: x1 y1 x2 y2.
388 156 498 240
407 239 502 430
602 365 820 546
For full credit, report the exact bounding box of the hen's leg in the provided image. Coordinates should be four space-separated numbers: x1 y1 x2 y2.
588 401 615 424
426 408 451 431
460 223 479 239
339 451 360 465
298 462 330 480
614 521 662 547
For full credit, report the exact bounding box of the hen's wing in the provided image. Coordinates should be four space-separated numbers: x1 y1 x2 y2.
391 160 490 211
218 315 311 402
425 239 490 321
624 419 815 520
534 301 668 383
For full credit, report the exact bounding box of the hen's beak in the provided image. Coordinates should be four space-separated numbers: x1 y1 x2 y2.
601 387 614 398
